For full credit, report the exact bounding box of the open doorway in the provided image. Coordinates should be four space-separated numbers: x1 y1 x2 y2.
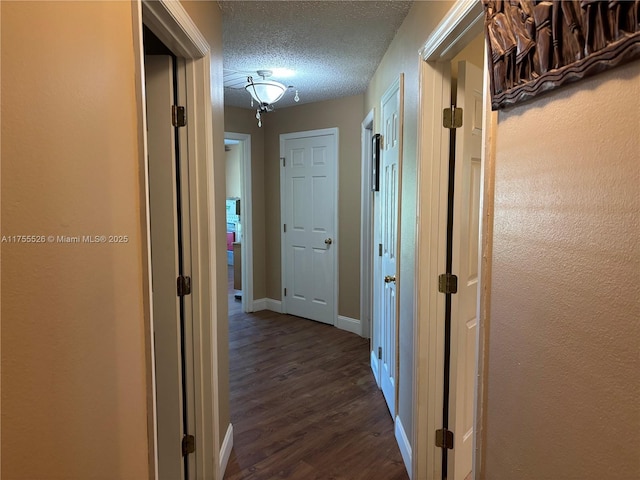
360 108 375 342
224 132 253 313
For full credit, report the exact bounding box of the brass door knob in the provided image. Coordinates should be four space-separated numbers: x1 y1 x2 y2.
324 238 333 245
384 275 396 283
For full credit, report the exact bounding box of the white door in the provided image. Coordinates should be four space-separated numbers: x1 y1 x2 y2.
145 55 186 480
376 76 403 417
281 129 338 325
448 60 483 480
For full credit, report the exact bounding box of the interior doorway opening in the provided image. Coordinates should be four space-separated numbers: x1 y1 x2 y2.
360 108 375 341
224 132 253 313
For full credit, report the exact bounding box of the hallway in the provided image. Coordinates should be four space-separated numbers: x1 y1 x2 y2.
224 269 408 479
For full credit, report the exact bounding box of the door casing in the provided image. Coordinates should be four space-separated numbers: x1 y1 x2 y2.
414 1 491 479
135 1 224 478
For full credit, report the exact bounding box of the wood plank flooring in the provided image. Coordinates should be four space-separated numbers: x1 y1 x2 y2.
224 268 409 479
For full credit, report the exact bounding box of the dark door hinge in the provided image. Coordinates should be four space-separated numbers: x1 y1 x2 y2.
378 346 382 359
378 243 383 257
172 105 186 127
435 428 454 449
281 157 286 167
438 273 458 294
284 287 287 297
283 224 287 233
182 434 195 456
443 106 462 129
177 275 191 296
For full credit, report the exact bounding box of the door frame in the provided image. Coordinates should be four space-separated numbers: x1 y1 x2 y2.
279 128 339 326
224 132 254 313
413 1 491 479
134 1 222 478
360 108 375 339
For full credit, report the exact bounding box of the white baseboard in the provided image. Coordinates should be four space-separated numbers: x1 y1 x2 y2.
370 350 381 388
253 298 267 311
395 415 412 479
252 298 282 313
337 315 361 335
219 423 233 478
266 298 282 313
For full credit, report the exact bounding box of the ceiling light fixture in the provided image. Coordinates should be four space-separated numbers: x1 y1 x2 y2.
245 70 299 127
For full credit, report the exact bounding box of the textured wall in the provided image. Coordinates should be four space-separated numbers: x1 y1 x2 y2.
262 94 364 320
224 106 267 301
1 2 150 478
1 1 229 476
484 60 640 479
364 0 454 442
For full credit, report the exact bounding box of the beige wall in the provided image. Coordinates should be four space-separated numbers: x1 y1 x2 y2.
224 106 267 300
364 0 454 441
261 94 364 319
225 144 242 198
483 60 640 478
1 2 150 478
1 0 229 476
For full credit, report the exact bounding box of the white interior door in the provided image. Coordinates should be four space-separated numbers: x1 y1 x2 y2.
377 76 403 417
448 60 483 480
281 129 338 325
145 54 185 480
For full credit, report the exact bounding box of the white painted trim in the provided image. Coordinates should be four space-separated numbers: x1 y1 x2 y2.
473 44 494 480
140 1 220 479
219 423 234 478
337 315 361 335
252 298 283 313
360 108 375 340
414 2 487 479
395 415 413 479
252 298 267 311
370 350 381 388
419 0 484 62
142 0 209 58
279 128 340 326
266 298 283 313
225 132 254 313
131 4 159 478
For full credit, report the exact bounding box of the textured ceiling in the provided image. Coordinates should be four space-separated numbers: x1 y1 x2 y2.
221 1 413 110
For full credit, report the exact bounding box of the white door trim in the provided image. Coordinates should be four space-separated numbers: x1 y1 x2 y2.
224 131 254 313
136 1 222 478
279 127 339 326
413 1 487 479
360 108 375 339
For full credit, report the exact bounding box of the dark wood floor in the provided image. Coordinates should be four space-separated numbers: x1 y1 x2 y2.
224 267 409 479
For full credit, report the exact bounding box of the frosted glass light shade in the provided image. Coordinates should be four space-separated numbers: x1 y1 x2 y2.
245 78 286 106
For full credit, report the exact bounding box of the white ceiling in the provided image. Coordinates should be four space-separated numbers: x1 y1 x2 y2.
221 1 413 110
